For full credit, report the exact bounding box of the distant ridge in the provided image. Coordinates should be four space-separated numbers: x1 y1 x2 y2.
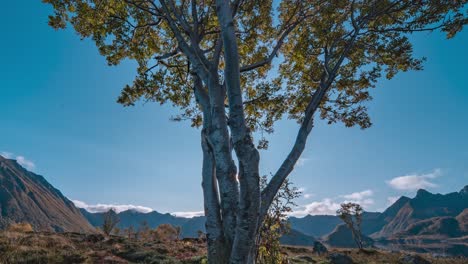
0 155 94 233
80 208 206 238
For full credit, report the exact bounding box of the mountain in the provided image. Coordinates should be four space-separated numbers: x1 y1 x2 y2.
394 216 463 238
82 209 317 245
81 209 206 238
288 186 468 255
363 196 411 235
456 208 468 233
0 155 94 233
288 215 342 237
375 187 468 238
323 224 374 248
288 211 390 238
279 228 316 246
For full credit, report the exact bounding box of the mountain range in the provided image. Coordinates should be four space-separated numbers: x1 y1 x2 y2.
80 208 206 238
0 154 466 256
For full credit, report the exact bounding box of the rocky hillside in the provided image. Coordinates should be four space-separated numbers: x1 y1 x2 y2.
323 224 374 248
375 187 468 238
0 155 94 233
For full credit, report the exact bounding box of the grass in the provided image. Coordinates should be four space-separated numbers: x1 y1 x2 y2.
0 231 466 263
283 246 468 264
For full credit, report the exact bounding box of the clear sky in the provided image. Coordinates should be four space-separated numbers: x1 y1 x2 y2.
1 1 467 216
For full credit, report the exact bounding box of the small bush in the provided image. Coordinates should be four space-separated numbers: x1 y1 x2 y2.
7 223 34 233
154 224 179 242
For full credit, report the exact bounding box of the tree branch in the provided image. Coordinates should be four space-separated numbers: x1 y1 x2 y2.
239 22 298 73
159 0 212 82
260 27 361 220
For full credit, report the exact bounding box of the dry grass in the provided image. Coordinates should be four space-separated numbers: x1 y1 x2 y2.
7 223 34 233
283 246 468 264
0 231 466 263
0 231 206 264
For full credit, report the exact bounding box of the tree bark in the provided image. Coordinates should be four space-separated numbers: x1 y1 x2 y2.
201 129 229 263
214 0 261 263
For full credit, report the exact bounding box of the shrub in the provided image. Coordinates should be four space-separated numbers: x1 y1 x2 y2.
102 209 120 236
154 224 179 242
7 222 34 233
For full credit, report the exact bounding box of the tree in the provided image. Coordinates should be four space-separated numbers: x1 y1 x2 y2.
138 220 151 241
44 0 467 262
124 226 136 240
154 223 180 242
257 176 301 264
337 202 364 249
102 209 120 236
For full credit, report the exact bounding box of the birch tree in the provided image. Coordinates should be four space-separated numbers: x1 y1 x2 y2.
44 0 467 263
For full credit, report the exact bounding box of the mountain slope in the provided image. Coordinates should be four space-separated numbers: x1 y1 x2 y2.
288 215 342 237
375 187 468 238
323 224 374 248
456 209 468 233
0 155 94 233
280 228 316 246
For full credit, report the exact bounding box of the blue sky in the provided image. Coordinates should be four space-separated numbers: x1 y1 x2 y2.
1 1 467 216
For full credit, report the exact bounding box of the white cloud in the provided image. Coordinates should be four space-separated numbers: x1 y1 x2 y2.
171 211 205 218
387 169 441 191
297 187 314 199
1 151 35 171
72 200 153 213
16 156 36 170
387 196 400 206
341 189 375 208
342 190 373 200
296 157 309 167
291 198 341 217
292 189 376 217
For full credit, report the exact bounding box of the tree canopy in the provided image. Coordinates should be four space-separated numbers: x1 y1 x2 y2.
45 0 466 143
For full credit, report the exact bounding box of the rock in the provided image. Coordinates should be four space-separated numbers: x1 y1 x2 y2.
313 241 328 255
297 255 316 262
84 234 105 243
399 254 431 264
327 252 354 264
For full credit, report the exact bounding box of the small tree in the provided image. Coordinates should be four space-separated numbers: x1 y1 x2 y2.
138 220 151 241
154 224 179 242
113 227 121 236
125 226 136 240
257 175 301 264
175 226 182 240
197 230 206 241
336 202 364 249
102 209 120 236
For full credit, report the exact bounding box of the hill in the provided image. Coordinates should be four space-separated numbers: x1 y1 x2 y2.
279 228 316 246
323 223 374 248
0 155 94 233
288 215 341 237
